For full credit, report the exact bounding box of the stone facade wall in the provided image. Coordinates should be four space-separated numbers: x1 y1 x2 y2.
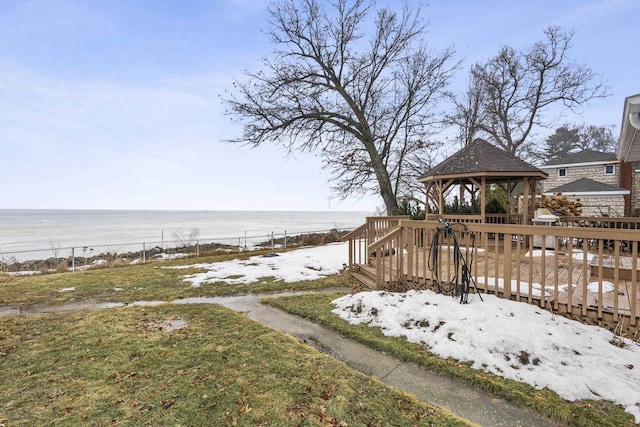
633 169 640 216
577 196 626 217
542 164 620 192
541 163 634 217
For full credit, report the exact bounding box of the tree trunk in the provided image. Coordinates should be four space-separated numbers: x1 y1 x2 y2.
361 136 398 214
380 179 398 214
371 153 398 214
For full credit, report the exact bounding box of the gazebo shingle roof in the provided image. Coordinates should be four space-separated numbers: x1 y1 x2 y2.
419 138 546 181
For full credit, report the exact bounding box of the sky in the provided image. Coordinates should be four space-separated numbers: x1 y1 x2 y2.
139 242 640 422
0 0 638 212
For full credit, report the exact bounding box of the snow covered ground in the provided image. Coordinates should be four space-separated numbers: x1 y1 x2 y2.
169 242 348 287
332 290 640 422
167 242 640 421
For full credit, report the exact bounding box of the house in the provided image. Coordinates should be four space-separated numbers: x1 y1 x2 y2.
538 94 640 217
538 150 630 216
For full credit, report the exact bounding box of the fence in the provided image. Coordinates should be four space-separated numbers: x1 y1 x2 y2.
0 228 347 274
346 216 640 334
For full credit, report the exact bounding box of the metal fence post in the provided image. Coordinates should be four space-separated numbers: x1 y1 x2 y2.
71 247 75 272
143 243 146 264
196 240 200 257
284 230 287 248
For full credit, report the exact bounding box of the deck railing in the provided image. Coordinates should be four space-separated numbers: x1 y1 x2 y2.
559 216 640 229
350 217 640 332
342 216 410 271
427 213 528 225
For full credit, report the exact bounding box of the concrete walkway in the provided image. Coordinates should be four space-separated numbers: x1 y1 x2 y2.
208 291 560 427
0 290 560 427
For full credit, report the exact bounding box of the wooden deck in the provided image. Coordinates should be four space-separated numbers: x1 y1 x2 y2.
357 243 640 320
346 218 640 333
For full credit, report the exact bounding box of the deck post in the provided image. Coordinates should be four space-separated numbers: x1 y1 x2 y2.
375 246 382 289
631 243 638 326
504 234 512 298
613 243 620 322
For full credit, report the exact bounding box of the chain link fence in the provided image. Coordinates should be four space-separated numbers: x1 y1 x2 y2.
0 228 350 275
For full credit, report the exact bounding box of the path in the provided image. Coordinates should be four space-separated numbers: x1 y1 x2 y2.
0 290 560 427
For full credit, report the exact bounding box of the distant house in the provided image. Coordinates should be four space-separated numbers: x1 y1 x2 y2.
539 150 630 216
538 94 640 217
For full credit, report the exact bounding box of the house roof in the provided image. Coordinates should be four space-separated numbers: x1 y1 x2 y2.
542 150 617 167
544 177 629 195
617 93 640 162
418 138 547 182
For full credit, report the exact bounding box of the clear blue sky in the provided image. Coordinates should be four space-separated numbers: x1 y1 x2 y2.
1 0 638 211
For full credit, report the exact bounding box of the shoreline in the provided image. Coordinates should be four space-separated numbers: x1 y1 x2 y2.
1 229 349 275
0 209 369 259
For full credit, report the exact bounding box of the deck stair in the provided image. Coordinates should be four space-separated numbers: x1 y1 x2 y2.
350 264 376 289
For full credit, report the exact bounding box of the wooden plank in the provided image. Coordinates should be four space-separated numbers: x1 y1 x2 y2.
494 237 499 296
554 237 559 310
590 255 640 280
582 248 588 317
515 235 522 301
632 243 638 326
540 242 546 308
504 235 512 297
376 244 382 288
614 242 620 322
598 239 604 319
528 236 534 303
567 238 574 313
406 227 414 281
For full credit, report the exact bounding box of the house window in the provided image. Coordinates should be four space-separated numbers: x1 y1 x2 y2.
558 168 567 177
604 164 615 175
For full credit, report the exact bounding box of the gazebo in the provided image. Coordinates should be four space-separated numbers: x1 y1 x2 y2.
418 138 548 224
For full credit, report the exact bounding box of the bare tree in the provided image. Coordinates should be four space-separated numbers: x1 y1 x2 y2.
575 124 617 153
533 123 617 164
532 124 581 163
173 228 200 247
445 76 485 148
48 238 60 258
396 138 444 207
452 26 609 157
223 0 458 213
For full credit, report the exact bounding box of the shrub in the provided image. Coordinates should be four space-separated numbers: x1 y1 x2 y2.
536 193 582 216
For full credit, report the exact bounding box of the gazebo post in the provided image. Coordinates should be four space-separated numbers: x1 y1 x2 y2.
438 180 444 216
522 177 530 225
480 176 487 223
425 182 430 216
507 180 516 225
530 179 538 221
